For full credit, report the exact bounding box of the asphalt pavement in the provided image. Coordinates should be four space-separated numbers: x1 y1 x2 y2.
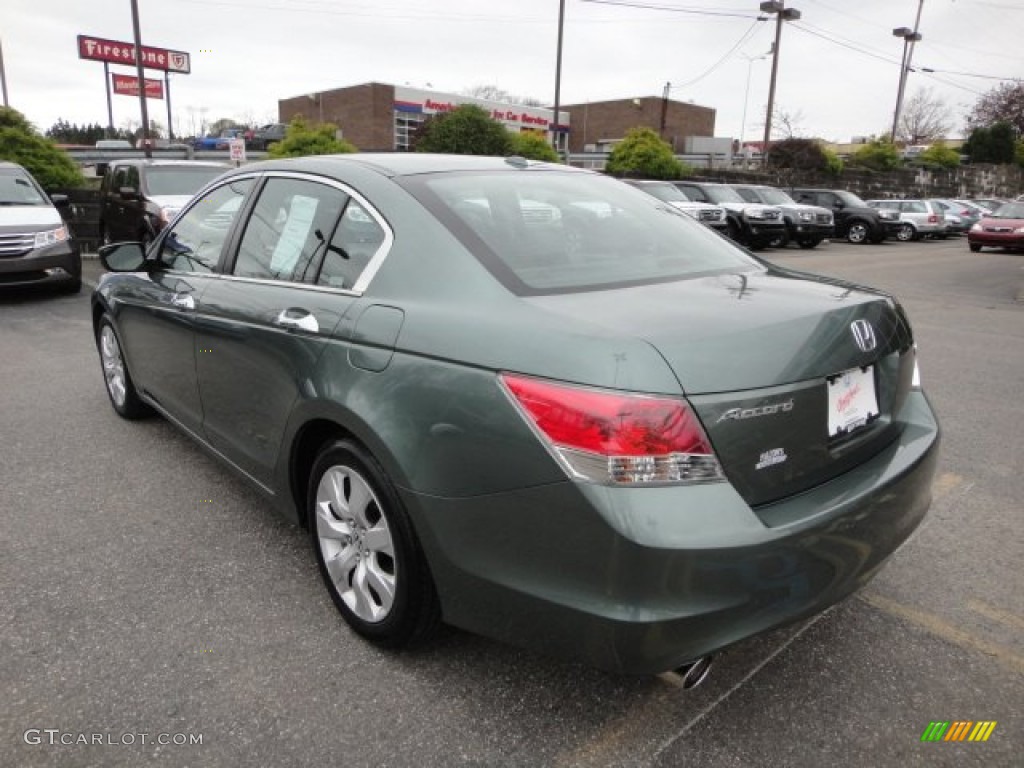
2 237 1021 767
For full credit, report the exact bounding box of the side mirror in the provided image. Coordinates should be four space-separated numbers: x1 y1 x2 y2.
119 186 139 200
50 194 70 208
99 242 148 272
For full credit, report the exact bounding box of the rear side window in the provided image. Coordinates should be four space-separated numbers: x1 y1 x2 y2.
233 178 349 283
317 200 387 290
402 171 756 295
901 201 927 213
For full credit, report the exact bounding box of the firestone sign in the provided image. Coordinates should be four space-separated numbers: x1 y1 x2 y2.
77 34 191 74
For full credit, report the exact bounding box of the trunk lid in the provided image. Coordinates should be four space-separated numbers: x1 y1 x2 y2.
528 268 915 508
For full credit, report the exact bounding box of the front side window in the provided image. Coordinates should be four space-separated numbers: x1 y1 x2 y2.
157 178 254 273
402 171 756 295
233 178 349 283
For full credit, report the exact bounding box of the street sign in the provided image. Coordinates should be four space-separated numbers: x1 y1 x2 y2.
77 34 190 73
111 73 164 100
228 139 246 163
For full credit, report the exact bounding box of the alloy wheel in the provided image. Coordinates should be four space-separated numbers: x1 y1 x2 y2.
315 465 397 623
99 325 127 407
847 222 868 244
896 223 915 242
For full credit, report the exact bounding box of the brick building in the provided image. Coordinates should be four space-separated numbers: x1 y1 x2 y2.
279 82 570 152
561 96 716 154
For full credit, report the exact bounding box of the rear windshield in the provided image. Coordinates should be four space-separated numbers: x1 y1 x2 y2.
146 166 226 196
0 170 47 206
401 171 757 295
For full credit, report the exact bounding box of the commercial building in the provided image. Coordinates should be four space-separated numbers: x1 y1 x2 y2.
278 83 570 153
560 96 716 154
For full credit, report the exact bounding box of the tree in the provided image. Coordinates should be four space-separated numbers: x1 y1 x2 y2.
463 85 544 107
0 107 84 189
413 104 512 155
770 107 806 140
509 132 558 162
963 122 1016 164
765 138 829 171
849 138 902 171
267 116 357 158
605 127 687 179
918 141 961 169
968 81 1024 135
208 117 240 136
897 87 952 144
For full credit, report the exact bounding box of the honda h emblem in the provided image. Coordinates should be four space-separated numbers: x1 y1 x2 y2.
850 319 877 353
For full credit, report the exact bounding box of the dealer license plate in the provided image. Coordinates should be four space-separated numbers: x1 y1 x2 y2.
827 366 879 438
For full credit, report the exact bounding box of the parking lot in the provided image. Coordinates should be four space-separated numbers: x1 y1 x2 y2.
2 236 1022 767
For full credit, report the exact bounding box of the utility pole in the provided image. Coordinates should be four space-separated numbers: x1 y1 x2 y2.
130 0 152 158
552 0 566 158
660 81 670 139
890 0 925 144
0 38 9 107
759 2 801 162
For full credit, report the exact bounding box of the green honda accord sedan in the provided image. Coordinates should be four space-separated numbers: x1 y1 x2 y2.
92 154 940 678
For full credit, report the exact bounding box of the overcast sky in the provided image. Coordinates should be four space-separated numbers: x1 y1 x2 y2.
3 0 1021 143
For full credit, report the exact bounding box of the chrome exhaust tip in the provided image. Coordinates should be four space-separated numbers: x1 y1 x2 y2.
675 655 714 689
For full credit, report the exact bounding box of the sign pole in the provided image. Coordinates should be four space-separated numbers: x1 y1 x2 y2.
164 71 173 140
104 62 115 137
129 0 152 158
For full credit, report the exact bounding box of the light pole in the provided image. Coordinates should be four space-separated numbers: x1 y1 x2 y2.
739 50 770 158
759 1 801 161
890 2 925 143
552 0 566 157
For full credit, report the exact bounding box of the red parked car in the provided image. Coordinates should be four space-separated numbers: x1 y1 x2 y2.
967 201 1024 252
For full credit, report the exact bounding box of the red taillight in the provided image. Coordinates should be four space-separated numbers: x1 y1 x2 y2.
928 214 939 223
501 373 723 485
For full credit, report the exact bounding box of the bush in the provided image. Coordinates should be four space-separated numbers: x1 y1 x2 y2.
0 107 85 189
963 122 1016 165
849 138 902 171
605 127 685 180
765 138 831 171
918 141 961 169
508 131 559 162
267 116 357 158
413 105 512 156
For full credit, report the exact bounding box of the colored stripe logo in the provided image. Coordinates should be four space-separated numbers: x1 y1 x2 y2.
921 721 997 742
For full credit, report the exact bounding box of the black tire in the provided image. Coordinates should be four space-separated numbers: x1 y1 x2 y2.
846 220 870 244
96 315 151 419
60 276 82 294
969 243 982 252
308 439 440 648
797 237 822 249
769 229 790 249
726 219 742 244
896 223 915 242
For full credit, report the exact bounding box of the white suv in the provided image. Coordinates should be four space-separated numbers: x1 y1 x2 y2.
866 199 947 241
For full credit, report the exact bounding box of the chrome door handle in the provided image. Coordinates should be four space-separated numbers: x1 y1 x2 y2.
171 293 195 310
275 308 319 333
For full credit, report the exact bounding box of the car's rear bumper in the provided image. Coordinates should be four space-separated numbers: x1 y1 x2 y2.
0 243 81 287
405 390 939 674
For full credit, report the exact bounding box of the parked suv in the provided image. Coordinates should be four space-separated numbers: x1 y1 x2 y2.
673 181 785 249
98 160 229 245
0 161 81 293
790 189 900 244
623 180 728 232
865 199 947 241
729 184 834 249
251 123 287 151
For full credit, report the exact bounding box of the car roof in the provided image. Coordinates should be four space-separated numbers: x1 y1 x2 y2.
222 153 589 179
109 159 231 169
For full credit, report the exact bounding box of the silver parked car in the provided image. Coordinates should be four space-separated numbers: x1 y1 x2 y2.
866 199 947 241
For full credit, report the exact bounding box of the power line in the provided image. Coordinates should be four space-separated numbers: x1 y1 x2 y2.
579 0 763 20
789 23 902 66
670 20 764 88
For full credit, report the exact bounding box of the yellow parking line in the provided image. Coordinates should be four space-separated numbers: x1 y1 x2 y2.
859 593 1024 675
967 599 1024 633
